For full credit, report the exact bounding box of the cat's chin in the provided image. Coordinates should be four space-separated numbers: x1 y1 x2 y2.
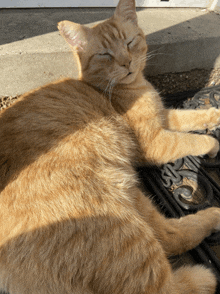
120 72 137 85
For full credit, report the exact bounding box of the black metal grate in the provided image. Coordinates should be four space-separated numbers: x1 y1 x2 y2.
138 85 220 292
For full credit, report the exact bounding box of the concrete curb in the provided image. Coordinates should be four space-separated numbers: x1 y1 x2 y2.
0 8 220 96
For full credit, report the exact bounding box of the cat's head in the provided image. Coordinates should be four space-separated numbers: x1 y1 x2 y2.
58 0 147 91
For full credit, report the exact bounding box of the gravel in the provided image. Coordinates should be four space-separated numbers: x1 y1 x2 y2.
0 95 18 111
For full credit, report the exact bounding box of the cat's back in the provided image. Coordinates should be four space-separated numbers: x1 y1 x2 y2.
0 78 142 292
0 78 113 130
0 78 116 156
0 78 138 200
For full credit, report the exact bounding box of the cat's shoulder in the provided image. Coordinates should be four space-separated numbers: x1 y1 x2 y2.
0 78 114 122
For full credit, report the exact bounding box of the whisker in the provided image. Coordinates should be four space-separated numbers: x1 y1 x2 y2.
146 52 174 61
104 70 124 103
146 45 167 55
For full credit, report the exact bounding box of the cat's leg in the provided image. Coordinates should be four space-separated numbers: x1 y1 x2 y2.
135 189 220 256
163 108 220 132
85 207 217 294
154 207 220 256
144 128 219 164
172 265 217 294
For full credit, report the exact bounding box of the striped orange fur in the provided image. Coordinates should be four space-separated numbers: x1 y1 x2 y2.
0 0 220 293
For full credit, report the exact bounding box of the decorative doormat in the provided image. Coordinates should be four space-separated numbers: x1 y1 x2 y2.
138 84 220 292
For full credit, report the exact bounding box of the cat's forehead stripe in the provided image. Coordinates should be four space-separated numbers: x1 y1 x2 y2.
102 39 111 49
102 33 113 48
99 21 126 46
119 30 126 40
112 27 120 39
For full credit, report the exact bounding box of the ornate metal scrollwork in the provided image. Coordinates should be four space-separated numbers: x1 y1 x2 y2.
139 85 220 289
161 160 213 211
160 85 220 239
161 159 183 188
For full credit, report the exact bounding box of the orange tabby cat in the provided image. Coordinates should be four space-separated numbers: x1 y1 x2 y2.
0 0 220 293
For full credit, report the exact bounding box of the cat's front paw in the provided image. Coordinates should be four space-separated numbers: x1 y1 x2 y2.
207 136 219 158
210 208 220 231
201 207 220 231
204 108 220 130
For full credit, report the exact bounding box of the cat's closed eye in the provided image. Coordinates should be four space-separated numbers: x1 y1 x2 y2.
96 52 113 61
100 52 112 57
127 35 142 50
127 38 135 47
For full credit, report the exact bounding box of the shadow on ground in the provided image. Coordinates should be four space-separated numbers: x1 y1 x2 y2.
0 7 219 95
144 11 220 94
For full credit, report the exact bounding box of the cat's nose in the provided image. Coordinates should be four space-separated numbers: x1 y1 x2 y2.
121 59 131 69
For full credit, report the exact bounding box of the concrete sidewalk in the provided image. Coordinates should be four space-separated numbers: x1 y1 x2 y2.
0 7 220 96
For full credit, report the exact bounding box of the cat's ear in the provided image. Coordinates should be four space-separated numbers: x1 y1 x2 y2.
114 0 137 24
58 21 90 52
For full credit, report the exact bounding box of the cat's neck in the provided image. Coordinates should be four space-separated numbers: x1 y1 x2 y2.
112 71 152 97
107 72 158 115
80 71 154 112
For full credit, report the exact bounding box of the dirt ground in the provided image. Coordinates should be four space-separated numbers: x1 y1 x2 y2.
147 68 220 96
1 68 220 111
